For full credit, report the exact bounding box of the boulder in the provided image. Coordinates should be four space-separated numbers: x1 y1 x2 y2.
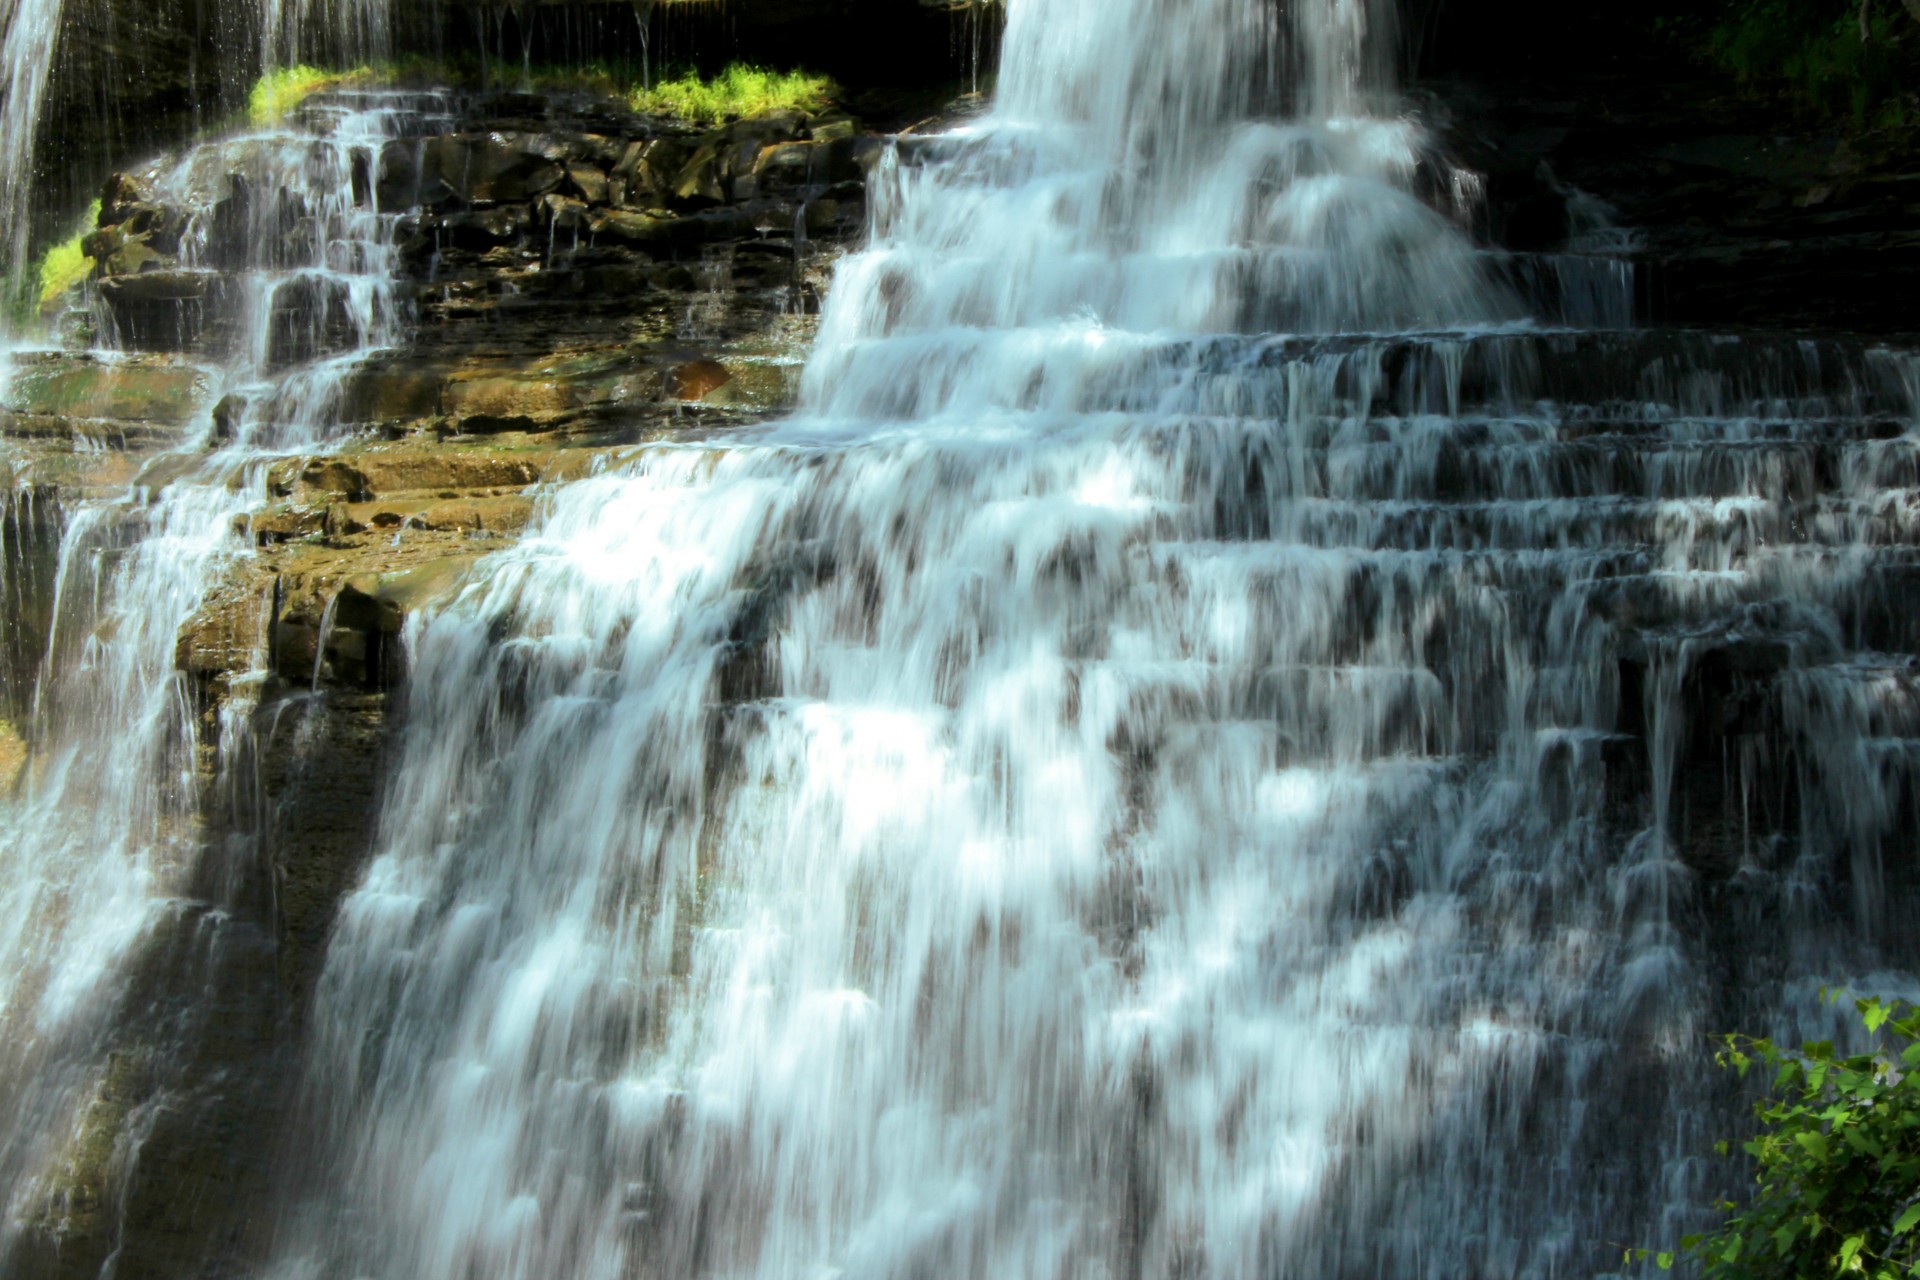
376 140 424 209
95 270 234 353
670 138 730 206
332 494 534 537
755 141 818 195
809 117 858 144
203 175 255 270
565 163 610 205
210 393 247 444
269 458 373 503
100 173 163 225
433 204 535 249
341 558 480 634
541 193 592 233
418 133 569 205
239 504 329 545
443 375 579 431
264 275 361 370
340 365 447 426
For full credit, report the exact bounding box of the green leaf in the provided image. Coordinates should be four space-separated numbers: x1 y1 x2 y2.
1896 1204 1920 1237
1656 1251 1674 1270
1796 1130 1831 1161
1842 1234 1867 1270
1862 1000 1893 1034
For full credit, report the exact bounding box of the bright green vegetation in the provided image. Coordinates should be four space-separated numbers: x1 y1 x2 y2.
249 64 369 125
629 64 836 124
246 58 451 125
1636 996 1920 1278
245 59 834 129
1665 1 1920 125
28 198 100 314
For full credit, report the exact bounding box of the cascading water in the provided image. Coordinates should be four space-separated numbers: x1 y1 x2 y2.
0 0 66 323
252 2 1918 1279
0 87 447 1268
261 0 392 82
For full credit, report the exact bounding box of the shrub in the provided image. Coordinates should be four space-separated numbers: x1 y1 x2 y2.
1637 996 1920 1279
1697 1 1917 125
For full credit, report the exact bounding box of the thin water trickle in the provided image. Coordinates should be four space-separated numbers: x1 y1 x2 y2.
261 0 392 81
258 3 1918 1280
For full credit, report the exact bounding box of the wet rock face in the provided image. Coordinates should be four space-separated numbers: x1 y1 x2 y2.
1429 74 1920 334
0 82 880 1280
81 90 870 373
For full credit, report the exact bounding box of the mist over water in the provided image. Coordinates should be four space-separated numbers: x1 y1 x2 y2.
253 2 1920 1280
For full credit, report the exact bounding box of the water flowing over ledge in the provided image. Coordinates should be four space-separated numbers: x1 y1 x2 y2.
0 0 1917 1276
256 1 1920 1278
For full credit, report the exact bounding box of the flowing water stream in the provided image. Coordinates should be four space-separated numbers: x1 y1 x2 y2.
0 0 67 321
0 86 444 1268
251 1 1920 1279
0 0 1913 1275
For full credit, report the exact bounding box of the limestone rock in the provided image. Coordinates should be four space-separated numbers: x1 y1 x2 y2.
1 354 210 427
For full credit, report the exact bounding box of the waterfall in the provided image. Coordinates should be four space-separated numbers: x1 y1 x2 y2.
0 0 64 322
0 87 448 1268
256 2 1919 1280
261 0 392 77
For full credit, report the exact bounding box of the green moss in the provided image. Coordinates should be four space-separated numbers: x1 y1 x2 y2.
244 58 835 131
31 198 101 313
249 64 362 126
630 64 836 125
246 58 449 126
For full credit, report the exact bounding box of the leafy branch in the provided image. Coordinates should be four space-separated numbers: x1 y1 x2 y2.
1630 997 1920 1280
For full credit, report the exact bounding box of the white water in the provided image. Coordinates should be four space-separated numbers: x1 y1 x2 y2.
0 89 443 1264
0 0 65 322
262 3 1920 1280
261 0 391 83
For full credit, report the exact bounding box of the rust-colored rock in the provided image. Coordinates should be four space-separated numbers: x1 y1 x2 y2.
665 358 734 401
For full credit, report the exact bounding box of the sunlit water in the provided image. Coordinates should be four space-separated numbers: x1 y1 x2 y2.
0 89 446 1264
256 2 1920 1280
0 0 65 319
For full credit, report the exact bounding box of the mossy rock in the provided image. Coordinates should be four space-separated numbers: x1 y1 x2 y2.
0 354 211 427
